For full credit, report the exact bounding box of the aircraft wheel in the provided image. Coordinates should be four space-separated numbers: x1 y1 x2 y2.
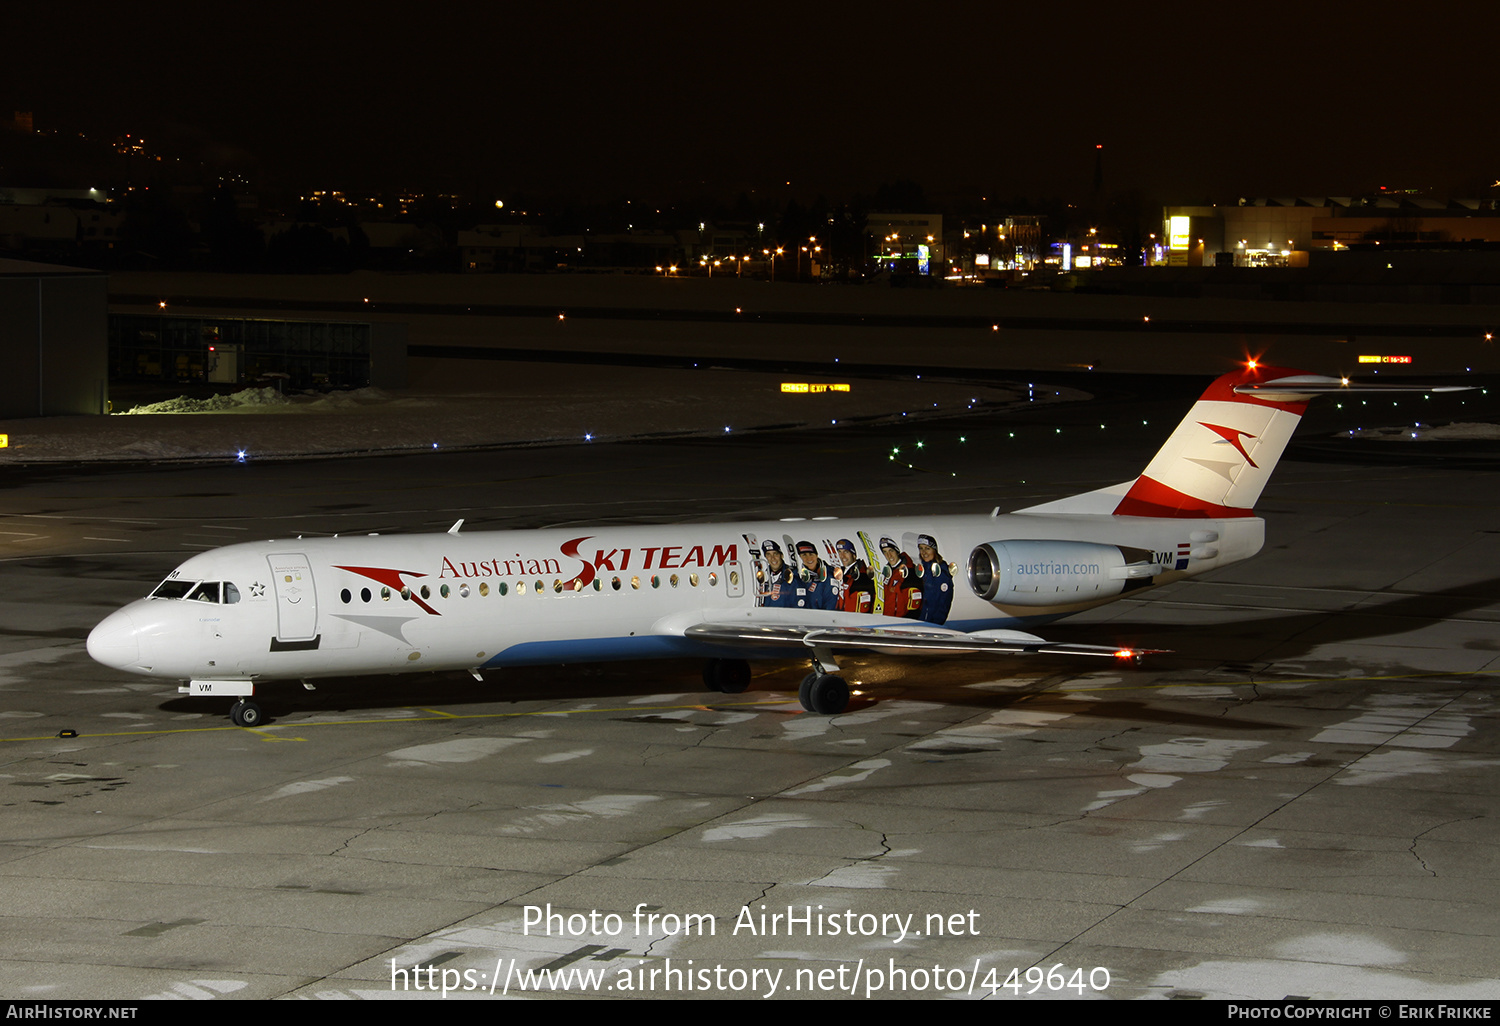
230 700 262 727
704 658 753 694
804 674 849 715
798 672 846 714
798 672 819 708
717 659 751 694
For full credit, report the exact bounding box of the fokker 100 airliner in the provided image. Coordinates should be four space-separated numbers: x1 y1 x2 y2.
87 364 1460 726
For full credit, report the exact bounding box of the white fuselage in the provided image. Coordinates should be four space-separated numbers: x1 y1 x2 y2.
86 511 1263 686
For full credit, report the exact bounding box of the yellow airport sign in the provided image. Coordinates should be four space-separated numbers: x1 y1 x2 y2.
1358 355 1412 364
780 383 850 393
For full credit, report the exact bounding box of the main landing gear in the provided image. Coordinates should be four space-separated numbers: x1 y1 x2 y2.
798 671 850 715
702 658 752 694
798 644 851 714
700 655 851 714
229 699 263 727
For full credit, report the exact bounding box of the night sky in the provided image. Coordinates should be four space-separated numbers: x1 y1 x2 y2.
10 2 1498 205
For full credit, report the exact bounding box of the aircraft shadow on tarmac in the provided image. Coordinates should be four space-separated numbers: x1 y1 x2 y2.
1046 572 1500 670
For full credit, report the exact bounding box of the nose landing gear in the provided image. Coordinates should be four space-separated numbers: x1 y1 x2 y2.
229 699 263 727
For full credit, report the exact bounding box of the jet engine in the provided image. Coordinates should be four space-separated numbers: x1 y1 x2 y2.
967 540 1154 606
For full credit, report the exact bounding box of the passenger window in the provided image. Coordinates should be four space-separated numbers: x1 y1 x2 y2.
440 584 450 599
630 576 640 590
381 587 391 601
592 579 601 592
553 579 563 594
670 574 679 588
459 584 470 598
341 588 352 604
517 581 526 595
361 587 371 603
690 573 699 587
480 582 490 597
709 572 718 587
729 571 740 588
651 575 660 589
535 579 543 595
612 577 621 591
421 585 431 600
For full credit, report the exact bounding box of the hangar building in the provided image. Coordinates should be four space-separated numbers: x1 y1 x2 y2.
0 258 108 417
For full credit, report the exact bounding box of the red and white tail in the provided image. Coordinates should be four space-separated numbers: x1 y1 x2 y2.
1017 364 1466 520
1018 363 1339 519
1111 363 1316 518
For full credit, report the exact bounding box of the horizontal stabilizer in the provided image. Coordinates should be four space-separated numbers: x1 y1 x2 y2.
1234 374 1472 399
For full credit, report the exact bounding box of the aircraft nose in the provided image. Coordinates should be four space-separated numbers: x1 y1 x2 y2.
87 610 140 670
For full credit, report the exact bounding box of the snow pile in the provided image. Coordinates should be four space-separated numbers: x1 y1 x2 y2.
301 387 391 410
122 387 292 414
0 371 1073 464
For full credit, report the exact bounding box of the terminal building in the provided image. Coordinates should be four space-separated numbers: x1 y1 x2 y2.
1164 196 1500 268
107 312 407 391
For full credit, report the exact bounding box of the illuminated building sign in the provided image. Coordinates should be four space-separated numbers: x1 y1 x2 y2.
1168 216 1191 251
781 383 851 393
1357 355 1412 364
0 434 7 447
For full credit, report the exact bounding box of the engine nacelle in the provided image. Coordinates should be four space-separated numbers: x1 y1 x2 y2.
968 540 1133 606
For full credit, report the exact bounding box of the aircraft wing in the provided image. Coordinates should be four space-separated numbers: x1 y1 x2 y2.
673 610 1162 660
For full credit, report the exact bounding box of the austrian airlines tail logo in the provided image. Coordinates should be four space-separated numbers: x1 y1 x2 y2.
1199 422 1259 468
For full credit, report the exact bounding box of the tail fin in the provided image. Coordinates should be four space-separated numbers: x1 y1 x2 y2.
1016 364 1468 519
1111 363 1317 518
1017 363 1325 519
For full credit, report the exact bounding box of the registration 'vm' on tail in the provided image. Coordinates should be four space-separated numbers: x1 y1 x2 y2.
1112 363 1317 519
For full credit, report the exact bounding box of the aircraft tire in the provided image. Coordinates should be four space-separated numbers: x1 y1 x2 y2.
798 672 819 709
807 674 849 715
703 658 746 693
703 658 753 694
717 659 751 694
230 700 262 727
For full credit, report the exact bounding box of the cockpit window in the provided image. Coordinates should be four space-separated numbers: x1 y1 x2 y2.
224 582 241 604
151 579 196 600
151 579 237 603
187 582 221 603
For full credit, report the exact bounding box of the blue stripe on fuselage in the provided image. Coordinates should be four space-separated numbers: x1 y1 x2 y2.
481 613 1055 668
